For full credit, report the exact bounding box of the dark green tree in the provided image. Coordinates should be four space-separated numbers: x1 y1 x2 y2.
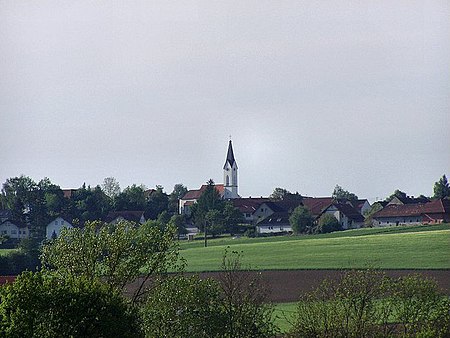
222 201 244 235
433 174 449 199
168 214 187 239
168 183 188 214
191 179 224 231
332 184 358 202
146 185 169 220
0 271 142 338
114 184 146 212
269 187 291 200
289 205 313 234
316 213 341 234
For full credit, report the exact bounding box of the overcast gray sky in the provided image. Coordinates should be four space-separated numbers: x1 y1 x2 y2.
1 0 449 201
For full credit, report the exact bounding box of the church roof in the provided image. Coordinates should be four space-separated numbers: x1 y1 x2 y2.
223 140 236 169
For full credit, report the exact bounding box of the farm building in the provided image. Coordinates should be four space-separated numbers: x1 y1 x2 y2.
372 198 450 226
46 217 73 239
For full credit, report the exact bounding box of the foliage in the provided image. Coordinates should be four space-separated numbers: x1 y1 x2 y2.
0 271 142 338
289 269 449 338
168 214 187 239
385 189 407 202
217 249 278 338
270 187 291 200
222 201 244 235
114 184 146 212
191 179 224 231
364 203 383 227
289 205 313 234
142 275 223 338
433 174 449 199
102 176 121 199
392 274 450 337
316 213 341 234
168 183 188 213
41 220 181 303
145 185 169 220
332 184 358 202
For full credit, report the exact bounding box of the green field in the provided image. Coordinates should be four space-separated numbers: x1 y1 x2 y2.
0 249 17 256
273 302 297 333
179 224 450 271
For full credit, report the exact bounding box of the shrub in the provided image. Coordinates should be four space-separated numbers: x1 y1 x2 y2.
0 271 142 338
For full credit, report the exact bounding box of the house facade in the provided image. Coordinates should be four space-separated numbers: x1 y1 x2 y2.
372 199 450 226
46 217 73 239
0 220 29 239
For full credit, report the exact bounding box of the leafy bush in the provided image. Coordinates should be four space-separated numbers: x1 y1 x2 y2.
289 269 449 338
142 275 224 338
0 271 142 338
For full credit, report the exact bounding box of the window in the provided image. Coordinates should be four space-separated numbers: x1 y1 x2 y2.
61 220 64 225
55 220 58 225
11 230 17 234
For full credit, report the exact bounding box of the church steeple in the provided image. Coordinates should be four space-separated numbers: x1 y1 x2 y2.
224 140 236 169
223 140 239 199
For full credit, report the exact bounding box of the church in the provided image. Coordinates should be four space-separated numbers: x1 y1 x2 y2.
179 140 240 215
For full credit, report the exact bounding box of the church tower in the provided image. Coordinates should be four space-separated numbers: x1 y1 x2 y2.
223 140 239 199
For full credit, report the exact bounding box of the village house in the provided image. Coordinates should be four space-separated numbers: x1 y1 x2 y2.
46 217 73 239
105 210 146 225
0 219 29 240
372 198 450 226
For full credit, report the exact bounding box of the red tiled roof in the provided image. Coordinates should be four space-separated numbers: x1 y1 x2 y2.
302 197 335 217
373 199 450 218
181 184 225 200
333 203 365 222
231 198 270 213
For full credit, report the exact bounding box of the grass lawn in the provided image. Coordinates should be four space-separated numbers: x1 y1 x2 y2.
0 249 17 256
273 302 297 333
179 224 450 272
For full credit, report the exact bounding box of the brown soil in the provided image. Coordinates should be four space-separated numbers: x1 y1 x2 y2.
196 270 450 302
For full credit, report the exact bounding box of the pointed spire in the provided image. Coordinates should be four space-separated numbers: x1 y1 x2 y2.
224 140 236 168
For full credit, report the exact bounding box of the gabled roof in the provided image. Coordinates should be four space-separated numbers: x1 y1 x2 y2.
373 199 450 218
105 211 145 223
332 203 365 222
302 197 335 217
181 184 225 201
0 219 28 229
231 198 270 214
349 199 369 210
223 140 237 169
256 211 291 226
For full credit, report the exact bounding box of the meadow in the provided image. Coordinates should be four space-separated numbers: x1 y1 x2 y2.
179 224 450 272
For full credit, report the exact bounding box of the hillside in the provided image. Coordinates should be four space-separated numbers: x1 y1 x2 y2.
179 224 450 272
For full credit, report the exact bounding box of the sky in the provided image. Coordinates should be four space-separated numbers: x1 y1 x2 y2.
1 1 449 202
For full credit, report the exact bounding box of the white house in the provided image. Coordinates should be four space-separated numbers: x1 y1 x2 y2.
46 217 73 239
105 211 146 225
0 220 29 239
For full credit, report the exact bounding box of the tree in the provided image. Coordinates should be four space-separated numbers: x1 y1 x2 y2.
168 183 188 214
142 275 224 338
222 201 244 235
316 213 341 234
364 203 383 227
386 189 407 202
102 176 121 199
145 185 169 220
0 271 142 338
217 250 277 338
168 214 187 239
332 184 358 202
433 174 449 199
114 184 146 211
191 179 224 231
270 187 291 200
41 220 180 303
289 205 313 234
